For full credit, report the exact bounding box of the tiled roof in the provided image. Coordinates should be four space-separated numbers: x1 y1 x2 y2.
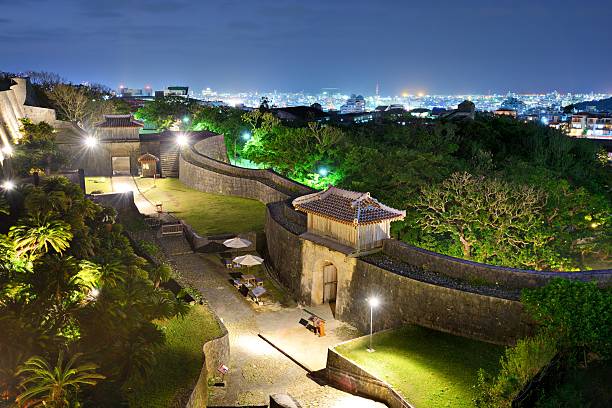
95 115 144 128
138 153 159 162
293 186 405 225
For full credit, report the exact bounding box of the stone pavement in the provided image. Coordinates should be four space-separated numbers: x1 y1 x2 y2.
166 251 384 407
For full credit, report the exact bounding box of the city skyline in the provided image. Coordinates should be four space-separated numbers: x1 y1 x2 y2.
2 0 612 94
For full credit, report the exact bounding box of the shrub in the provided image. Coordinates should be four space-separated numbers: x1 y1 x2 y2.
475 334 557 407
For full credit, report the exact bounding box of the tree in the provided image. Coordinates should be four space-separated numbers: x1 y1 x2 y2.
17 351 104 408
47 84 89 123
134 96 199 130
412 172 560 269
9 217 73 261
13 119 64 175
24 71 64 90
46 84 115 132
148 263 171 289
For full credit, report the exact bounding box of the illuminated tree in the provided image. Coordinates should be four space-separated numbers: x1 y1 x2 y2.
17 351 104 408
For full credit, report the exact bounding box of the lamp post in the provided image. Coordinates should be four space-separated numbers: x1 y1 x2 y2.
367 297 379 352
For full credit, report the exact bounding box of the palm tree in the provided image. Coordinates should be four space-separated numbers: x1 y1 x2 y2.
9 217 72 260
16 351 104 408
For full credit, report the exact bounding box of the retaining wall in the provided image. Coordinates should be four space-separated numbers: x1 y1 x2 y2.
187 328 230 408
326 348 411 408
382 239 612 289
179 136 313 204
265 204 307 301
343 260 533 344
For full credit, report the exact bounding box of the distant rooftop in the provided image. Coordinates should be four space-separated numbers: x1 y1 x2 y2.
293 186 405 225
95 114 144 128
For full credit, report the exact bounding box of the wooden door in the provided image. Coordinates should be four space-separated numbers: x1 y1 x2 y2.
323 264 337 303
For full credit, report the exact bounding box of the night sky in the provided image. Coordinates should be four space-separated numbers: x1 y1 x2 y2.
2 0 611 95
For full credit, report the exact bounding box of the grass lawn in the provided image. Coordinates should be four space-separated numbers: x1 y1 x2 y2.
85 176 113 194
134 178 266 235
335 325 505 408
128 304 224 408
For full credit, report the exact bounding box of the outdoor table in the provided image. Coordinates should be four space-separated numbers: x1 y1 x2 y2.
241 274 257 286
249 286 267 304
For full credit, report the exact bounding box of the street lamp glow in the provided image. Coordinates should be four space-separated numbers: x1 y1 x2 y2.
1 145 13 156
2 180 15 191
176 134 188 146
367 297 380 352
241 131 251 141
368 297 380 308
84 136 98 148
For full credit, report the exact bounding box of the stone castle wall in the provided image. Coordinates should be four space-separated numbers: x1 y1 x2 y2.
326 347 411 408
179 136 313 204
382 239 612 289
343 260 533 344
0 78 60 146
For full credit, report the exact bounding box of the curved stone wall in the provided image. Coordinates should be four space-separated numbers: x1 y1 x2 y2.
382 239 612 289
179 136 313 204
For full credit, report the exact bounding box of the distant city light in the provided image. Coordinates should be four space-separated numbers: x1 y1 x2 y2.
176 134 188 146
241 131 252 141
84 136 98 148
2 180 15 190
318 167 329 176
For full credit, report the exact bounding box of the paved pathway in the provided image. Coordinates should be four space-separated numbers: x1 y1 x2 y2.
167 251 383 407
109 176 157 214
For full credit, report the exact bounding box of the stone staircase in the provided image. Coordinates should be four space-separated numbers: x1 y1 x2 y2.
160 142 179 177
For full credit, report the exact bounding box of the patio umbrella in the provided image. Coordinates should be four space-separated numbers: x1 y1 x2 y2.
223 237 252 249
232 254 264 267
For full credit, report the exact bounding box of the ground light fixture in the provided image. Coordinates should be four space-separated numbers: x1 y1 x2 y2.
241 131 251 141
182 116 190 123
367 297 380 352
318 167 329 177
176 134 188 146
84 136 98 148
2 180 15 191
